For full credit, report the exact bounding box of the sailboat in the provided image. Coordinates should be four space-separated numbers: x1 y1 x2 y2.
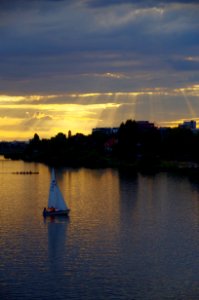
43 168 70 217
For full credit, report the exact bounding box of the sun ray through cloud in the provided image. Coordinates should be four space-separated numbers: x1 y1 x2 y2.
0 85 199 139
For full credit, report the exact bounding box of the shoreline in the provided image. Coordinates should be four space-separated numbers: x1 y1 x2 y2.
4 153 199 178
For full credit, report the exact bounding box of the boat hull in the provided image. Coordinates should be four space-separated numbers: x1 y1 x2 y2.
43 209 70 217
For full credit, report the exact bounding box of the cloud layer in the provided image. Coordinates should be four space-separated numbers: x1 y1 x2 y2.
0 0 199 139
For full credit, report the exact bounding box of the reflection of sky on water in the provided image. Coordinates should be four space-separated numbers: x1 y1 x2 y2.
0 161 198 300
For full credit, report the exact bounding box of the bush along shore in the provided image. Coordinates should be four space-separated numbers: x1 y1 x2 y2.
2 120 199 175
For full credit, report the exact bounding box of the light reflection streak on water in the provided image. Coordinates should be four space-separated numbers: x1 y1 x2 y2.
0 159 198 299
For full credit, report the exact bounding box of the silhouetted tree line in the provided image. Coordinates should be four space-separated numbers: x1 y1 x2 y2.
2 119 199 171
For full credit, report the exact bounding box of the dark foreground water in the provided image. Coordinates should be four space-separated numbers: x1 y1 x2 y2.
0 158 198 300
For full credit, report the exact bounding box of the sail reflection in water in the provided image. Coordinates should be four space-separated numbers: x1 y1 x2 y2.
0 159 198 300
47 217 68 264
45 216 70 298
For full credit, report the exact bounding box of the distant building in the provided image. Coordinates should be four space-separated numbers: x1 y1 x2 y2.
179 120 196 130
92 127 119 135
136 121 155 130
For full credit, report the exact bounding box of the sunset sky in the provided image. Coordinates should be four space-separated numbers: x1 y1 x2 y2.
0 0 199 140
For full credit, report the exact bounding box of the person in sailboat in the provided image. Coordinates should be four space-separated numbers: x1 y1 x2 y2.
49 207 56 212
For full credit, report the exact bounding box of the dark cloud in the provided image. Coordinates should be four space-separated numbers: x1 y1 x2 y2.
0 0 66 10
84 0 199 8
0 0 198 12
0 0 198 95
171 57 199 71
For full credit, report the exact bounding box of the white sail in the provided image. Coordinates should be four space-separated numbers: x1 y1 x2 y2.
56 184 68 210
48 168 56 208
48 168 68 210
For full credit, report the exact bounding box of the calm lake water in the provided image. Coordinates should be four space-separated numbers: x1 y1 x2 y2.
0 157 198 300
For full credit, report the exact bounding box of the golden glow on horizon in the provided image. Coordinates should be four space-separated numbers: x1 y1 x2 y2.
0 85 199 140
161 118 199 128
0 98 122 140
